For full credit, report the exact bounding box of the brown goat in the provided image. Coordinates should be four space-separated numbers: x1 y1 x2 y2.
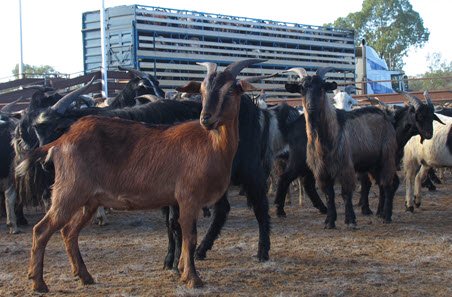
22 59 264 292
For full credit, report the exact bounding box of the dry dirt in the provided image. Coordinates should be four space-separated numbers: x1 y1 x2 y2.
1 175 451 297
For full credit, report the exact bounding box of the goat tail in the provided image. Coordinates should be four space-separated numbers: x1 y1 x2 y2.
15 145 55 207
16 146 52 178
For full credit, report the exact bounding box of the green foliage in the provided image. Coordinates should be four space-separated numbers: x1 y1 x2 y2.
328 0 429 70
12 63 59 78
407 53 452 91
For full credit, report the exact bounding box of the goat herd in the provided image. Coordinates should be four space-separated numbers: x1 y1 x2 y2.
0 59 451 293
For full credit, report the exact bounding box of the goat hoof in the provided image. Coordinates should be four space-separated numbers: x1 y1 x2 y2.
414 202 421 208
186 276 204 288
405 206 414 213
163 260 173 270
17 217 28 226
347 223 358 230
257 251 270 262
317 206 328 214
202 208 211 218
32 281 49 293
80 274 95 285
194 249 206 260
324 223 336 229
361 208 373 216
9 228 21 235
276 209 287 218
427 185 436 191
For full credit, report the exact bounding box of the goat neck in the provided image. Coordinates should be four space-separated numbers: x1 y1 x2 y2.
300 75 339 146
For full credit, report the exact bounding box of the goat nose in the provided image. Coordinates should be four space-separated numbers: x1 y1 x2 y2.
201 114 212 125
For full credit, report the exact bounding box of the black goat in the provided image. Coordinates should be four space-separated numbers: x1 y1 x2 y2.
272 106 327 217
358 93 443 215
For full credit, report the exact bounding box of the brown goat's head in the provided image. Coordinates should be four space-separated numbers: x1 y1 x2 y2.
285 67 337 113
177 59 265 130
402 91 445 143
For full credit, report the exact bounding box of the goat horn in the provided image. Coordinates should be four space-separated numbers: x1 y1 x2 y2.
225 59 266 78
1 96 24 113
21 85 54 92
118 66 147 79
366 96 387 107
51 76 96 114
242 72 280 83
119 66 165 98
423 90 434 108
315 67 335 79
283 68 308 79
197 62 218 77
400 91 422 110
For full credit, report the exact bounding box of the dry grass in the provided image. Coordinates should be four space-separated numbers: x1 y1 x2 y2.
1 175 451 297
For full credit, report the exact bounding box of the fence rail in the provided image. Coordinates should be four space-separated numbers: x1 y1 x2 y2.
0 71 135 110
1 71 451 110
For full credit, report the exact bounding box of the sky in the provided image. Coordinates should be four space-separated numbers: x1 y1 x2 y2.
0 0 451 81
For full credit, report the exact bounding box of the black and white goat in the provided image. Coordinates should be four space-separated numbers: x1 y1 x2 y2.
285 67 398 227
403 93 452 211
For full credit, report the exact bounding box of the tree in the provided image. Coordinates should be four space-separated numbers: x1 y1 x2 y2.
12 63 59 79
328 0 429 70
408 53 452 91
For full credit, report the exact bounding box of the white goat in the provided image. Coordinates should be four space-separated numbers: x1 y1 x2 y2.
333 86 358 111
403 113 452 211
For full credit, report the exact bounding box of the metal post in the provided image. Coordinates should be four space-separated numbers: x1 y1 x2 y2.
100 0 108 98
18 0 24 79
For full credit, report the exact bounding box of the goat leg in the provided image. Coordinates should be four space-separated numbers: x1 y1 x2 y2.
303 171 327 214
323 183 337 229
358 174 373 215
178 206 203 288
195 194 230 260
341 189 357 228
61 204 98 285
5 185 20 234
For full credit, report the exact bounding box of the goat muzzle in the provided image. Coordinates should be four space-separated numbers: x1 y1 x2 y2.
200 113 217 130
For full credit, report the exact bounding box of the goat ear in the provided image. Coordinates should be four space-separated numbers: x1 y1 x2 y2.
237 80 258 92
176 81 201 93
285 83 301 93
324 81 337 91
433 114 446 125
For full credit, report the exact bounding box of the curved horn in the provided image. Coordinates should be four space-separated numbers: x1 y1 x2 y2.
118 66 148 79
366 96 387 107
283 68 308 79
1 96 24 113
225 59 266 78
242 72 280 83
51 76 96 114
197 62 217 77
21 85 54 92
400 91 422 110
315 67 335 79
423 90 434 108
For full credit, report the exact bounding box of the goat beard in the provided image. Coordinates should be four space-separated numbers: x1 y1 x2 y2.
420 136 425 144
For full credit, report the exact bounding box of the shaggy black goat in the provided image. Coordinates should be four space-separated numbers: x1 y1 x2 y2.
285 67 398 227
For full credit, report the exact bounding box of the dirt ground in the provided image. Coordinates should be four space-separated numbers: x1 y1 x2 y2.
1 174 451 297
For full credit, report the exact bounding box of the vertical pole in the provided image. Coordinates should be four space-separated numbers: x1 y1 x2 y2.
18 0 24 79
100 0 108 98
